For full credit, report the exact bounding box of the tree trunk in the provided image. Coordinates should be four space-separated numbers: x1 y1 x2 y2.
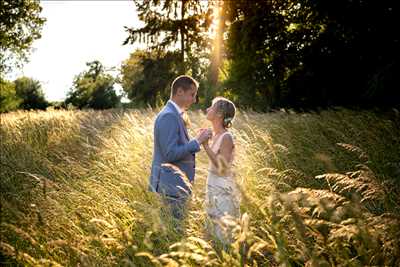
210 1 226 86
180 0 186 73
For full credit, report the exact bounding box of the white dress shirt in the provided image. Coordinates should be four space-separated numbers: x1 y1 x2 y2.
168 99 183 115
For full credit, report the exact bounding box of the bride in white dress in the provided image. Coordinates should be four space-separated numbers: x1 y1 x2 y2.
202 97 240 246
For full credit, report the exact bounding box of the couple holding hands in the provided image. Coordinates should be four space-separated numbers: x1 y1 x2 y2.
149 75 240 245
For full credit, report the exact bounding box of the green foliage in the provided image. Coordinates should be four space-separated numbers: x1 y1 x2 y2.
222 1 284 110
120 50 180 106
0 0 46 75
65 61 121 109
121 0 399 109
14 76 48 110
0 76 49 112
221 0 400 110
124 0 212 74
120 49 213 108
0 78 21 112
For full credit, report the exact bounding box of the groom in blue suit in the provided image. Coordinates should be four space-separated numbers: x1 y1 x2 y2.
149 75 210 219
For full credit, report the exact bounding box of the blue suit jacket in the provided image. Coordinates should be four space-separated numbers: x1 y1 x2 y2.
149 101 200 198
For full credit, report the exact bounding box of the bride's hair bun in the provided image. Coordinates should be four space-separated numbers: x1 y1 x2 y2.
212 97 236 128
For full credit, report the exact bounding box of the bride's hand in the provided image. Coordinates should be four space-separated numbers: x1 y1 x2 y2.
202 129 212 147
196 128 211 145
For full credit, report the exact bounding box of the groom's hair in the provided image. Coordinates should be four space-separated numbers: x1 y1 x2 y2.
171 75 199 96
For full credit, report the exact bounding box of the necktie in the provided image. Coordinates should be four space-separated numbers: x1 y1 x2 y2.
181 112 190 128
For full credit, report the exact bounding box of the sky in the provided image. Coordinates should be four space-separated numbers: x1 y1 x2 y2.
7 0 143 102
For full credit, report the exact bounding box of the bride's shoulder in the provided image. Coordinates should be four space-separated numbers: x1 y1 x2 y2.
224 131 234 139
221 131 235 146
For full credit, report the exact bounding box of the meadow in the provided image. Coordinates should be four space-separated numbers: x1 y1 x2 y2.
1 108 399 266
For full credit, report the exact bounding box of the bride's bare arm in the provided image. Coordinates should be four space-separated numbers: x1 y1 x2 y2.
218 134 234 164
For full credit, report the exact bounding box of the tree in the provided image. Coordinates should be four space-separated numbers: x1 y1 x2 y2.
124 0 212 74
284 0 400 108
208 0 227 87
14 76 48 110
0 0 46 75
222 0 291 110
120 50 180 106
0 78 21 112
222 0 400 110
65 61 121 109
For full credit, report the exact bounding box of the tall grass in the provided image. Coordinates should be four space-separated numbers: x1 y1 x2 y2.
1 108 399 266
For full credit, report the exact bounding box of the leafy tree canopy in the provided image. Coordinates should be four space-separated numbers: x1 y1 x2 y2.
120 50 180 106
13 76 48 110
124 0 212 73
0 0 46 75
223 0 399 110
0 78 21 112
65 61 121 109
